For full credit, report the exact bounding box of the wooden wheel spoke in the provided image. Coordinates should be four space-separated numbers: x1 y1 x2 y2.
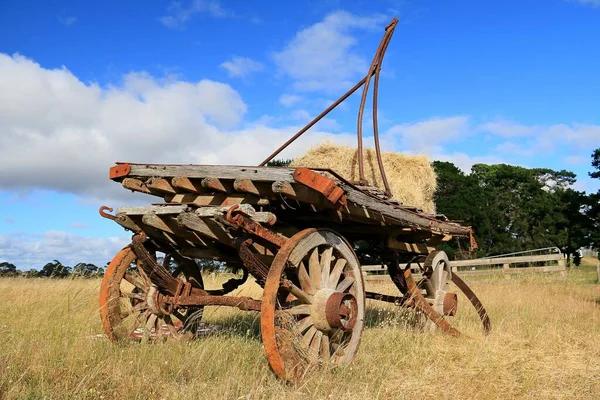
336 277 355 293
298 261 315 295
124 273 146 290
320 247 333 288
142 314 157 343
308 248 321 290
320 333 331 362
283 279 313 304
309 331 323 361
136 261 152 286
328 259 347 289
122 291 145 301
126 310 149 339
163 315 181 337
285 304 312 316
296 315 314 333
301 326 318 348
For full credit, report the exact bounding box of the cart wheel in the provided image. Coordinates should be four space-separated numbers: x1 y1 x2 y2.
421 251 453 331
261 229 365 383
99 246 204 342
420 250 491 334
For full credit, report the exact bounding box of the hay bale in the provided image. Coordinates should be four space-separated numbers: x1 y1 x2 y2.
290 141 437 213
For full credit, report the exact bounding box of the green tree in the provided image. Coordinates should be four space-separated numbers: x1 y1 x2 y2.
72 262 100 277
588 148 600 249
0 262 19 277
39 260 71 278
266 159 293 167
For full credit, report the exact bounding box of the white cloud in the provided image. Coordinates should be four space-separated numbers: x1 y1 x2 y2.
273 10 387 92
0 53 356 207
0 230 129 269
279 94 303 107
159 0 231 29
569 0 600 7
58 16 77 26
220 56 264 78
385 116 471 154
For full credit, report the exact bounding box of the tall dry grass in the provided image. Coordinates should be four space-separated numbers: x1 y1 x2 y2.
0 266 599 399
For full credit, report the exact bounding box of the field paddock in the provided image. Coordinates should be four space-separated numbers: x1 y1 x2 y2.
0 263 599 399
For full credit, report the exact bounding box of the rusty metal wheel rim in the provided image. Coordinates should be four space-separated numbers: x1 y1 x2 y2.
99 246 204 342
261 228 365 383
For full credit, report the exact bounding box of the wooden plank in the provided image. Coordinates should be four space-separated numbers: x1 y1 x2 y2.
201 177 229 193
338 181 471 236
116 205 188 215
451 254 563 268
120 164 295 182
177 212 234 245
386 237 436 254
171 176 204 193
146 178 177 194
122 178 152 194
164 193 252 206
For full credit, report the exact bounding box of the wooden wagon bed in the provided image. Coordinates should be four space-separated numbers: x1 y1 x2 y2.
106 162 472 260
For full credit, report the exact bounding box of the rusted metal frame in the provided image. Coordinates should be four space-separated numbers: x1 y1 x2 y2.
365 291 407 305
292 168 347 208
237 239 270 286
258 73 375 167
357 18 398 186
163 293 261 311
225 204 288 248
450 273 492 334
130 233 191 296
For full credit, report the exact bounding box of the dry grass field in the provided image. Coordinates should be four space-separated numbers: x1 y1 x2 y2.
1 261 599 399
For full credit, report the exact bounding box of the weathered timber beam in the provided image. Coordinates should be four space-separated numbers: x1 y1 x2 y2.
164 193 269 207
122 178 152 194
195 205 276 225
142 213 175 234
116 205 188 215
171 176 205 193
386 237 436 254
201 177 229 193
114 213 142 232
177 212 234 245
339 181 471 236
115 164 295 182
146 178 177 194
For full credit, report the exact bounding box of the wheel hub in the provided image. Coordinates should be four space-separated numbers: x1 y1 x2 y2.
311 289 358 332
146 286 170 316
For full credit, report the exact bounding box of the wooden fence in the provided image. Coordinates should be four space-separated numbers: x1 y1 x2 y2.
363 253 566 281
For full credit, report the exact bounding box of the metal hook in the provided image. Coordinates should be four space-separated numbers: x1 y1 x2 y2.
99 205 116 221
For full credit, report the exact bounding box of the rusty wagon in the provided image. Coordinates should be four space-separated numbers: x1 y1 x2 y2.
98 18 491 383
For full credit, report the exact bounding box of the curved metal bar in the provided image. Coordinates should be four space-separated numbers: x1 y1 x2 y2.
372 19 398 197
450 272 492 334
403 267 462 337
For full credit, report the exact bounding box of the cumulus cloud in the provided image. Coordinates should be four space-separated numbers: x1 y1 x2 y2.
58 16 77 26
279 94 303 107
159 0 232 29
569 0 600 7
0 53 359 206
0 230 129 269
220 56 264 78
386 116 471 154
273 10 387 92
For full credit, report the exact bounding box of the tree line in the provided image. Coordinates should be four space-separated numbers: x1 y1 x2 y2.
0 260 105 278
434 148 600 264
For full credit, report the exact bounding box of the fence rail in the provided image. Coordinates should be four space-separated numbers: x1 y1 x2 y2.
363 252 566 281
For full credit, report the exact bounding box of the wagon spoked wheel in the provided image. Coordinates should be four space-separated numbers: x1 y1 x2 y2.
418 250 491 334
99 246 204 342
261 228 365 383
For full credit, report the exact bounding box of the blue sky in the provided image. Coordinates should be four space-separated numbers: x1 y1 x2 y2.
1 0 599 268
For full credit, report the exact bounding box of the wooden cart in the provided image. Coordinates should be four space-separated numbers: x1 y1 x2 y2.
98 163 490 382
97 17 490 383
